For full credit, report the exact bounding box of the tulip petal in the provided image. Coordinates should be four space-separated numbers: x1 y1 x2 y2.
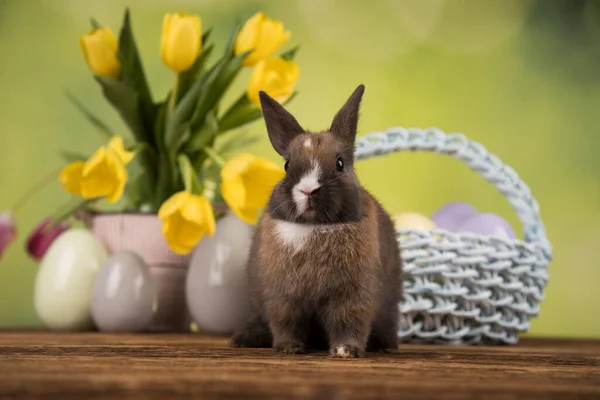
180 194 216 237
236 12 289 67
79 27 121 78
105 156 128 204
167 240 194 255
59 161 85 195
26 218 69 260
255 19 290 61
199 196 216 236
165 213 201 248
80 147 118 200
220 154 283 225
162 215 196 254
247 57 299 108
159 191 215 254
108 135 135 165
158 191 190 219
235 12 264 65
161 13 202 72
233 205 260 225
176 222 204 249
221 175 247 213
221 153 255 179
181 194 208 224
243 158 285 208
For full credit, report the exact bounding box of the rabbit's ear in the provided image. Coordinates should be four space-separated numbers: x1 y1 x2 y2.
259 91 304 156
329 84 365 144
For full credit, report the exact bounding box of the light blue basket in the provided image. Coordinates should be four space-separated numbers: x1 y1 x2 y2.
355 127 552 345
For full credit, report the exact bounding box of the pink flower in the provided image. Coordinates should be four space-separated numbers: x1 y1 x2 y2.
0 212 16 259
26 218 69 260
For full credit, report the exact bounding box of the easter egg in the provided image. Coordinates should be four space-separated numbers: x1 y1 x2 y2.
393 212 436 230
34 228 108 331
431 201 478 232
186 213 254 335
457 212 516 239
91 251 155 332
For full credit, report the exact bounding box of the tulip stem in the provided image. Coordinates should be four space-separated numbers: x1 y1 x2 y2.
12 167 63 215
202 147 225 167
168 73 181 116
51 198 98 227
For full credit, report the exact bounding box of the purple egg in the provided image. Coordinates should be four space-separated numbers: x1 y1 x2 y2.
457 213 516 239
431 202 478 232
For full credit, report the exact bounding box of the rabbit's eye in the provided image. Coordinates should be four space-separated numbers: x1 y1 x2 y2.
336 157 344 172
284 160 289 172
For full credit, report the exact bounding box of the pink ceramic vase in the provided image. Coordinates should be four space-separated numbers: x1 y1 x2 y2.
90 213 192 332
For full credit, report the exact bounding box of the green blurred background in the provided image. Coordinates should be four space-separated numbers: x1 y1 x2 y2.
0 0 598 338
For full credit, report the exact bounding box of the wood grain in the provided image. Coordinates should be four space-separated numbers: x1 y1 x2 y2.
0 332 598 399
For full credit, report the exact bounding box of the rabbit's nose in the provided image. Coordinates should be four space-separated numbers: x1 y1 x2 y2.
300 187 319 197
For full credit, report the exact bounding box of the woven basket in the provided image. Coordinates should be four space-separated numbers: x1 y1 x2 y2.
355 127 552 345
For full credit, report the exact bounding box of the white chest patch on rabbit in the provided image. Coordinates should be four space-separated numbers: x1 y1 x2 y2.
275 220 344 254
275 221 315 253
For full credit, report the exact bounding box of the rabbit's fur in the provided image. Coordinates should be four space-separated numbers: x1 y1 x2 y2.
231 85 403 357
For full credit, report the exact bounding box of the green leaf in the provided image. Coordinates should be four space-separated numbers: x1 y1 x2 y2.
218 94 260 133
177 155 193 192
280 46 299 61
163 59 221 153
202 28 213 45
127 141 156 158
177 154 202 193
223 22 241 57
117 8 155 142
59 150 88 163
284 91 298 106
217 133 260 157
189 50 250 132
186 109 219 152
154 96 170 150
154 153 174 209
90 18 101 30
64 91 113 139
95 76 145 142
123 169 146 211
218 91 298 134
176 44 214 104
95 75 158 194
118 8 153 103
52 198 99 226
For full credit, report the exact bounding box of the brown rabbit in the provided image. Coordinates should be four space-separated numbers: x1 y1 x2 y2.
231 84 402 357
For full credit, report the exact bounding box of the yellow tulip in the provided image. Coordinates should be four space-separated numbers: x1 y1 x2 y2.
247 57 299 108
59 136 135 203
158 191 216 254
221 153 285 224
161 13 202 72
235 12 290 67
59 161 85 196
79 27 121 78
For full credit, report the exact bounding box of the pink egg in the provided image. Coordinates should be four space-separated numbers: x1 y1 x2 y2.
457 213 516 239
431 202 478 232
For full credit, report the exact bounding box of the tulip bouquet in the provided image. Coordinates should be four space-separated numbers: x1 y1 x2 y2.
1 9 299 259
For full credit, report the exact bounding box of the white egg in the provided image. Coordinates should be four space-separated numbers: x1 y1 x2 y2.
34 228 108 331
186 213 254 335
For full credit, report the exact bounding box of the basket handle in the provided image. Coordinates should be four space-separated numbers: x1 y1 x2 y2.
354 127 552 259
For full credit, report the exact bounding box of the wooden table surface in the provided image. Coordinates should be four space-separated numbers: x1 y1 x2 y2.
0 332 598 399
